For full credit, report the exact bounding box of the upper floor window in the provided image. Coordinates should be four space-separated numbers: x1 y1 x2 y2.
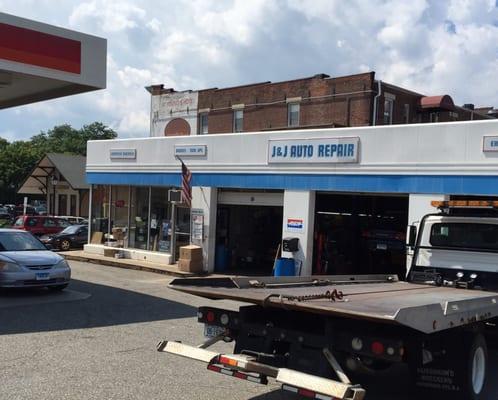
403 104 410 124
199 113 208 134
287 103 300 127
430 112 439 123
233 109 243 132
383 98 394 124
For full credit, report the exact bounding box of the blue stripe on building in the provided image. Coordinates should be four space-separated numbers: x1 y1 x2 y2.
86 172 498 196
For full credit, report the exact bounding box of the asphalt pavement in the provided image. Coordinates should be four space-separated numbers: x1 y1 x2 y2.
0 261 497 400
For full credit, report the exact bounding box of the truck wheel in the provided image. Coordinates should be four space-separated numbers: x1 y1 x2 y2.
465 333 488 400
409 332 488 400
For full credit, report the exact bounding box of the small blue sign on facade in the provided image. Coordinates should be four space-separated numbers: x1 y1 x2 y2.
174 145 207 157
483 136 498 152
110 149 136 159
268 137 359 164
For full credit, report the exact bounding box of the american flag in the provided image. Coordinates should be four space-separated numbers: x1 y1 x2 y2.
180 158 192 208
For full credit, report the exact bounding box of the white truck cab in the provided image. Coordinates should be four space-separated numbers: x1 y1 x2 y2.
407 200 498 290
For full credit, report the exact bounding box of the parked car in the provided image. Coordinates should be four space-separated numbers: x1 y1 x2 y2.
34 205 47 215
41 224 88 251
12 216 71 237
13 205 36 217
0 210 13 227
0 229 71 290
58 216 87 225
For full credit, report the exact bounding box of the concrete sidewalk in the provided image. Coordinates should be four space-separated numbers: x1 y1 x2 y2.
60 250 200 277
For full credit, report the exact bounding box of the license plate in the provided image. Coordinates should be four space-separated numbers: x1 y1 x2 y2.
376 243 388 250
35 272 50 280
204 324 226 338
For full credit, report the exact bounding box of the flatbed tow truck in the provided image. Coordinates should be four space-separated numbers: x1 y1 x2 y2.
158 201 498 399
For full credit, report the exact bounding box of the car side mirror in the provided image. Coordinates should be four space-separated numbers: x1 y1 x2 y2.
407 225 417 248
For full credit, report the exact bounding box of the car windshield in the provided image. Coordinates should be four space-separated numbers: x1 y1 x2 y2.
430 223 498 251
60 225 80 234
0 232 47 251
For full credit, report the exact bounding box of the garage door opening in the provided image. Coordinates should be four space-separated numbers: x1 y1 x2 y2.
215 205 283 275
313 193 408 278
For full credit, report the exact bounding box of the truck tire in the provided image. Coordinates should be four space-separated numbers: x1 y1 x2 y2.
464 333 488 400
410 332 488 400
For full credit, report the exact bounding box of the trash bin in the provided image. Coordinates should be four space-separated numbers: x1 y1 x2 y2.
215 244 229 272
274 258 295 276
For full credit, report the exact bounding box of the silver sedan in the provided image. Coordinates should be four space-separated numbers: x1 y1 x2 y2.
0 229 71 290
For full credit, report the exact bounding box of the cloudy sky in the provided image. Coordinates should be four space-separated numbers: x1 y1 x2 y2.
1 0 497 141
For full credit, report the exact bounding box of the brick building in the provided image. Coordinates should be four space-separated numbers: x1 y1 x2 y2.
146 71 493 137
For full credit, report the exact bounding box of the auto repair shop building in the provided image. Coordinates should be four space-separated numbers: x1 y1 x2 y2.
86 119 498 277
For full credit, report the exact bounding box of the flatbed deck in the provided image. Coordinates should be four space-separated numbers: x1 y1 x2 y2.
169 274 498 333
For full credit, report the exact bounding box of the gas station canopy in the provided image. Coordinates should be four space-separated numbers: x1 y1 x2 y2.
0 12 106 109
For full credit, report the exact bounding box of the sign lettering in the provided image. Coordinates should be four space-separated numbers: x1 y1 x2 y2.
174 145 207 157
268 137 359 164
110 149 136 160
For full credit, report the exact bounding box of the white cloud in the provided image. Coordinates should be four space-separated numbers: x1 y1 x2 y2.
0 0 497 141
69 0 147 32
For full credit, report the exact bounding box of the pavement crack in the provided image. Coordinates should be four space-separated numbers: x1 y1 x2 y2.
115 346 148 354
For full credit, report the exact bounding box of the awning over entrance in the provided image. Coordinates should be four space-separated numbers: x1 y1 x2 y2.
0 12 106 109
419 94 455 111
18 153 89 195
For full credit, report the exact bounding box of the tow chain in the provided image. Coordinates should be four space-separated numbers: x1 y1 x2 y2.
262 289 344 307
285 289 344 302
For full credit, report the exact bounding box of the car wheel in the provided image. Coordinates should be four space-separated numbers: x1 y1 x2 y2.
48 284 68 291
60 239 71 251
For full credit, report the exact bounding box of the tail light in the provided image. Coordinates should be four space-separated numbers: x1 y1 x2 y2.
206 311 215 323
371 341 385 355
197 307 238 328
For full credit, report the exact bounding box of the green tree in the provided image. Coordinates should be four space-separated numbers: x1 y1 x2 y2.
0 122 117 203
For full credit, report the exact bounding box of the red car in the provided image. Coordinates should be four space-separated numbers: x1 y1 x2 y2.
12 216 71 237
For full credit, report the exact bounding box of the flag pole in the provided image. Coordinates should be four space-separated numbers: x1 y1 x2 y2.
171 155 180 264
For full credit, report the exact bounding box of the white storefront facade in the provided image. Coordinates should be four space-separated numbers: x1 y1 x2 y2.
86 120 498 276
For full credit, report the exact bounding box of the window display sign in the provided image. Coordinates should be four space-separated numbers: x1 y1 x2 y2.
268 137 359 164
191 208 204 240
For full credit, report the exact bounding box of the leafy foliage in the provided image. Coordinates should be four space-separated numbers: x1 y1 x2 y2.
0 122 116 203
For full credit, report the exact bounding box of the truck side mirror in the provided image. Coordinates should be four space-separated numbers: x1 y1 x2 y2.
407 225 417 248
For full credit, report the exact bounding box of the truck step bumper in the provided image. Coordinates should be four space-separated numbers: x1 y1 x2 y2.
158 340 365 400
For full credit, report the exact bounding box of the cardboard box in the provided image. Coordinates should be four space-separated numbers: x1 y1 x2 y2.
178 258 203 273
112 228 125 240
103 248 119 257
179 245 203 261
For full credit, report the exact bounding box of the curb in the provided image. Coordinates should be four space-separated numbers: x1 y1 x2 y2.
62 253 200 278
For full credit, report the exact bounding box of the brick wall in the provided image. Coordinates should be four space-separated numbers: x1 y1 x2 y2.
198 72 375 134
149 73 494 136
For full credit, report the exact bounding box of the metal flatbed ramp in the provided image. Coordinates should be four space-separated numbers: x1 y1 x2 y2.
158 341 365 400
169 274 498 333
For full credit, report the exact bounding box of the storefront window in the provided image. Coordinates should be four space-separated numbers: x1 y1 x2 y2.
89 184 187 255
174 205 191 258
129 186 150 250
90 185 110 244
110 186 130 247
149 187 171 252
